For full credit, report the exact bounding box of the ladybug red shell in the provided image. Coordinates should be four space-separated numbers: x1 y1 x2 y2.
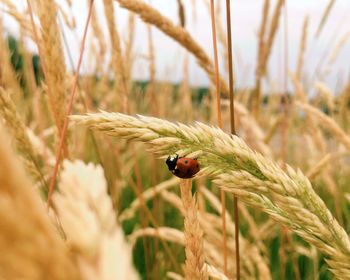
166 155 200 179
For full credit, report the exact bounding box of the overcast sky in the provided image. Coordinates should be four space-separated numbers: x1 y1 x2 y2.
2 0 350 93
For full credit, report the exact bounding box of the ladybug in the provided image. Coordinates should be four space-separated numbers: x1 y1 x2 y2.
166 154 200 179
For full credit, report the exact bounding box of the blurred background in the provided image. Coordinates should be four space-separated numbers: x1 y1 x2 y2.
3 0 350 92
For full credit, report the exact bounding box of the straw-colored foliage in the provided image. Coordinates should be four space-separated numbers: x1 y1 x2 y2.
0 0 349 279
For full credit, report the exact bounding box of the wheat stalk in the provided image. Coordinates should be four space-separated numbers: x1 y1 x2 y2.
180 179 208 280
71 111 350 278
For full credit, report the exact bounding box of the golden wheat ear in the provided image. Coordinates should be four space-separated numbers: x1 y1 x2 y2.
0 123 81 280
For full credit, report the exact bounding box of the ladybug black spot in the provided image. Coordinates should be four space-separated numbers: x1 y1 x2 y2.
184 160 188 164
196 164 199 168
187 168 191 174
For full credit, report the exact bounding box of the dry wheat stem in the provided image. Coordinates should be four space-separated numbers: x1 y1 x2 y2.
224 1 240 277
47 0 93 208
180 179 208 280
204 0 228 74
209 0 227 274
209 0 222 128
71 112 350 278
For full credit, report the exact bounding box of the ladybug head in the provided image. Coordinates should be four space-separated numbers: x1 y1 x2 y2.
166 154 178 171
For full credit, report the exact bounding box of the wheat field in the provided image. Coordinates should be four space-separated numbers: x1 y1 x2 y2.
0 0 350 279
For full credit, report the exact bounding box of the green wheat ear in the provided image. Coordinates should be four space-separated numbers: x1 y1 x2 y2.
71 111 350 279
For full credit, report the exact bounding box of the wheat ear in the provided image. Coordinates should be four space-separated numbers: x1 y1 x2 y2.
295 16 308 81
0 20 22 101
261 0 284 76
103 0 128 112
253 0 284 117
0 87 45 184
0 124 80 280
35 0 68 136
328 31 350 65
53 160 140 280
315 0 336 37
253 0 269 116
71 112 350 279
